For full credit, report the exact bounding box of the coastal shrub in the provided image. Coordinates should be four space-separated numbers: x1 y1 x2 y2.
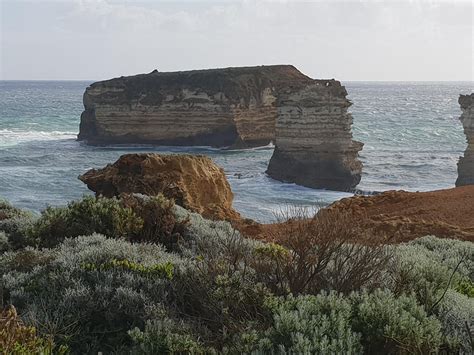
0 199 37 250
351 289 442 354
0 232 8 252
128 318 208 354
2 234 186 353
254 208 392 295
389 239 471 310
435 289 474 353
0 305 67 355
30 195 143 248
172 208 270 349
408 235 474 280
120 193 188 249
252 293 362 353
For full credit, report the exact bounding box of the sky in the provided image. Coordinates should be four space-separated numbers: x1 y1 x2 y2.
0 0 473 81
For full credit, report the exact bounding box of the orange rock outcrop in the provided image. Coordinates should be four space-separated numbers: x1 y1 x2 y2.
79 153 240 221
327 186 474 242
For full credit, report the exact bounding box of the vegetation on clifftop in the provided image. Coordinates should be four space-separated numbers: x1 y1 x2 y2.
0 195 473 354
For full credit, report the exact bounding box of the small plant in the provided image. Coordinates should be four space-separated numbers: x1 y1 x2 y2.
0 305 67 354
129 318 208 354
82 258 174 280
254 207 392 295
0 199 37 250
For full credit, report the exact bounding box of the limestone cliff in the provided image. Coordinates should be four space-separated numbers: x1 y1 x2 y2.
78 65 313 147
266 81 363 191
79 153 240 221
456 93 474 186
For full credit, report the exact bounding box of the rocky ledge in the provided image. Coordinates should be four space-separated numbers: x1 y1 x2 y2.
456 93 474 186
79 153 240 221
266 80 363 191
327 186 474 242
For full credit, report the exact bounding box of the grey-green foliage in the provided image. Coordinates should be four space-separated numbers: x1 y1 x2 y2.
255 293 362 354
0 198 38 250
351 289 442 354
174 204 263 257
30 195 143 248
408 235 474 280
129 317 209 354
436 289 474 353
388 236 473 308
385 236 474 353
2 233 186 353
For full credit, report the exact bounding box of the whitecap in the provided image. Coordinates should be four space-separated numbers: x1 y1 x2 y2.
0 129 77 147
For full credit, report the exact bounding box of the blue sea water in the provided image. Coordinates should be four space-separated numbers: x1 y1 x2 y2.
0 80 473 222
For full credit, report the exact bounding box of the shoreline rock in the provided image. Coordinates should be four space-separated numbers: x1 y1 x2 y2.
266 81 363 191
79 153 240 221
456 93 474 186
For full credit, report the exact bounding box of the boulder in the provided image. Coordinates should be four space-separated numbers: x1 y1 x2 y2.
456 93 474 186
79 153 240 221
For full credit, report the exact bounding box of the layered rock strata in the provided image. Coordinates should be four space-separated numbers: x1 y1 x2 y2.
79 153 240 221
78 65 363 191
456 93 474 186
266 81 363 191
78 65 314 148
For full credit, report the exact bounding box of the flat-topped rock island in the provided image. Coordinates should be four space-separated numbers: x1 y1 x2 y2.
78 65 363 191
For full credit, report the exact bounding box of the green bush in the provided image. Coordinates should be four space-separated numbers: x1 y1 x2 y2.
254 293 362 354
435 289 474 353
30 195 143 248
0 199 37 250
2 234 186 353
351 289 442 354
129 318 208 354
121 194 189 249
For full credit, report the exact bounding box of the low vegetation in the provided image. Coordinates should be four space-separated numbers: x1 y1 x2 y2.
0 195 473 354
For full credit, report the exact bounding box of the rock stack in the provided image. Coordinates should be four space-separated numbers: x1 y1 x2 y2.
456 93 474 187
266 80 363 191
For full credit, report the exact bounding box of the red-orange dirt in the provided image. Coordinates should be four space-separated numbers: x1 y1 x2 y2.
240 186 474 243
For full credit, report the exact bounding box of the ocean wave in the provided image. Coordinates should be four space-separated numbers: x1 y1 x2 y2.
0 129 77 147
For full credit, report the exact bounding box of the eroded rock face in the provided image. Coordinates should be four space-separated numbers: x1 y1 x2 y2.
456 93 474 187
79 153 240 221
78 65 314 148
266 81 363 191
79 65 363 191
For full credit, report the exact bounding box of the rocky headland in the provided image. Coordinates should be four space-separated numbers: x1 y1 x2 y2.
79 153 240 221
78 65 363 191
456 93 474 186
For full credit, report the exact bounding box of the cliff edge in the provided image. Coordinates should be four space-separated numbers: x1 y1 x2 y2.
456 93 474 186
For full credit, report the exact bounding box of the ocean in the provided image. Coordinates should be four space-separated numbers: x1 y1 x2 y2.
1 80 472 222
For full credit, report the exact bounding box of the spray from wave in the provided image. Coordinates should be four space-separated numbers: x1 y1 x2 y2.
0 129 77 147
